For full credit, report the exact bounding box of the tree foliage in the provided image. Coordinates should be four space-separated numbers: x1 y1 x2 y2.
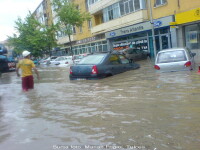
52 0 91 55
8 12 57 57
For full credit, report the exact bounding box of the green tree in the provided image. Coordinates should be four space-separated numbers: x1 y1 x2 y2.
52 0 91 55
41 24 58 57
8 12 57 58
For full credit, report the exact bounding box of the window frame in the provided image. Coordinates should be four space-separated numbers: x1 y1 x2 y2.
154 0 167 7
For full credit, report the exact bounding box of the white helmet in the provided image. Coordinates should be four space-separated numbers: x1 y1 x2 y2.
22 50 31 57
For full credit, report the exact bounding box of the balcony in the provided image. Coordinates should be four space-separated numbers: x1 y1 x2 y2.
91 10 148 35
57 35 76 45
88 0 120 14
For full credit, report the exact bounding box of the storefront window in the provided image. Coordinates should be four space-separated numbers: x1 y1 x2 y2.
103 45 108 52
160 28 168 34
185 24 200 49
161 35 169 49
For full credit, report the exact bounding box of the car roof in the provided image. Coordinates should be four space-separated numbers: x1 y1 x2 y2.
158 48 187 53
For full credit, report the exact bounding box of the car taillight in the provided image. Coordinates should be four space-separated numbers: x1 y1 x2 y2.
184 61 191 67
154 65 160 70
91 65 98 74
70 66 72 74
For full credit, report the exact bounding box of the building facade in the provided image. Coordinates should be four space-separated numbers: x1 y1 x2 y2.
151 0 200 62
173 8 200 62
88 0 200 59
71 0 108 55
87 0 175 58
33 0 200 60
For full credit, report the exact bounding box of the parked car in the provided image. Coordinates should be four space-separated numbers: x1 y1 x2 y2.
69 52 140 80
119 48 149 62
154 48 196 72
0 55 16 72
50 56 73 66
64 56 73 66
40 56 58 65
73 53 90 64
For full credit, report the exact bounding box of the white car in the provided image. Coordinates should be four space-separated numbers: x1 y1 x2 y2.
50 56 73 66
40 56 57 65
154 48 196 72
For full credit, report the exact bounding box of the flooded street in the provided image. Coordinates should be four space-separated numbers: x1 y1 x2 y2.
0 60 200 150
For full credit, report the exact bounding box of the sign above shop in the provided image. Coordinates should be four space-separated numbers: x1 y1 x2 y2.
106 16 173 39
175 7 200 25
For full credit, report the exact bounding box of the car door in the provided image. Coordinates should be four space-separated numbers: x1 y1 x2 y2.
107 54 124 75
118 55 133 71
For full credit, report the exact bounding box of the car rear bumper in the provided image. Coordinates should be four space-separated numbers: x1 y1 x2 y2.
69 74 105 80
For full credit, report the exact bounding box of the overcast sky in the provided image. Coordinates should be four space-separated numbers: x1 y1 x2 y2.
0 0 42 42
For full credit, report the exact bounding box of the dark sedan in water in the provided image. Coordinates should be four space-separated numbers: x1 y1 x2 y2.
69 52 140 80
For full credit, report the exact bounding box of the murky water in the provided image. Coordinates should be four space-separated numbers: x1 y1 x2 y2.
0 60 200 150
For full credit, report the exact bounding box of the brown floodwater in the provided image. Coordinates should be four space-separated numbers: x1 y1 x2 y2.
0 60 200 150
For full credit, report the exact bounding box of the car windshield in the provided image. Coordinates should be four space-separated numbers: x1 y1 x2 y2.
157 50 187 63
78 54 106 64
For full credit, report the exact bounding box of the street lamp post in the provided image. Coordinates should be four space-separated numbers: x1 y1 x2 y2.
148 0 157 59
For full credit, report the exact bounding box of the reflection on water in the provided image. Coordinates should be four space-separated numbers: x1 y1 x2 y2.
0 61 200 150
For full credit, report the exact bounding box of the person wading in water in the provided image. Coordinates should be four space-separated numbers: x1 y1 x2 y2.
16 50 40 91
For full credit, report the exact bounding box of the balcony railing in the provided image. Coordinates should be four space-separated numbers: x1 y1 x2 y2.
91 10 148 35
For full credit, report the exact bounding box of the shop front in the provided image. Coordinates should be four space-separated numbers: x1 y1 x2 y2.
106 16 175 58
173 8 200 62
72 34 107 55
175 8 200 50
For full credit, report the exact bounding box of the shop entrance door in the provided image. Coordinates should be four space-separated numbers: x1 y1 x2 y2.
155 34 171 53
161 34 170 50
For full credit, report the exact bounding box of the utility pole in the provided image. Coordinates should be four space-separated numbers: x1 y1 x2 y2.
148 0 157 59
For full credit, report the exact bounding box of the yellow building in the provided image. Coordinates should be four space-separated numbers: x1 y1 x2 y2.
150 0 200 61
73 0 92 41
71 0 108 55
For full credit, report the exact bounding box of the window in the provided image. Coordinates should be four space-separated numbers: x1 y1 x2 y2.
103 3 120 22
154 0 167 7
87 0 100 7
157 50 186 63
79 26 83 33
119 55 129 64
185 24 200 49
76 5 80 10
108 6 114 20
109 55 120 65
124 0 134 14
72 26 76 34
79 54 105 65
119 0 144 16
134 0 140 11
103 0 146 22
88 20 92 29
